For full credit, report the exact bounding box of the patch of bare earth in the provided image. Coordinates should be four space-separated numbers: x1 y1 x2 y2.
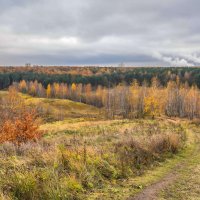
128 167 178 200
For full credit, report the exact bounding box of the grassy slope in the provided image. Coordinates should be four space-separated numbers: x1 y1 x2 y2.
1 91 200 199
23 95 101 119
0 91 101 120
42 118 199 200
0 118 187 199
41 119 194 199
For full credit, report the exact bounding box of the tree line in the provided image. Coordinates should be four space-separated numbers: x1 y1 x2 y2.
1 67 200 90
14 77 200 120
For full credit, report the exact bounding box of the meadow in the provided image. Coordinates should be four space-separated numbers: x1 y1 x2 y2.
0 90 200 200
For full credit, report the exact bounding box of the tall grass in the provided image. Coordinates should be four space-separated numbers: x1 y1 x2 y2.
0 120 186 199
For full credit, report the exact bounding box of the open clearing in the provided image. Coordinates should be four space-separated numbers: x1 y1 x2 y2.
1 92 200 199
40 113 200 199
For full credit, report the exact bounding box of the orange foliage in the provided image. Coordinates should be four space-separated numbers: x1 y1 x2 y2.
0 110 42 146
19 80 27 92
0 87 43 145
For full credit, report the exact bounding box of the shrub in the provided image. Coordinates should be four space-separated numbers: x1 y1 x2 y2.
0 110 42 146
2 172 37 200
95 159 117 179
149 133 181 154
115 132 183 176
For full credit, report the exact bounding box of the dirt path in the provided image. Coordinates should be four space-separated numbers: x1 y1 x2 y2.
129 126 200 200
128 164 180 200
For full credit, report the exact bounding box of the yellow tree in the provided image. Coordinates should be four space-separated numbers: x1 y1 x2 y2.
29 81 37 96
46 84 51 98
71 83 77 100
71 83 77 92
144 95 159 119
96 85 103 107
150 77 165 115
19 80 27 93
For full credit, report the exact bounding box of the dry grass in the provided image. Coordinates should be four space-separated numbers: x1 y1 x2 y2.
23 94 101 121
0 91 188 199
0 119 186 200
0 91 101 122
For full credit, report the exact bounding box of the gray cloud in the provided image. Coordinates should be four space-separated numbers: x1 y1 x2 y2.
0 0 200 66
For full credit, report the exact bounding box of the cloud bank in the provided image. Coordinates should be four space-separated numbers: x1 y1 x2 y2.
0 0 200 66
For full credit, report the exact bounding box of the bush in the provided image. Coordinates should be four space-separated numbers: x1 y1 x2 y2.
0 110 42 146
95 159 117 179
0 88 43 146
2 172 37 200
115 132 183 176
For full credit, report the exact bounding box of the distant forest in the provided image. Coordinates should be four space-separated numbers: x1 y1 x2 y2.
0 66 200 89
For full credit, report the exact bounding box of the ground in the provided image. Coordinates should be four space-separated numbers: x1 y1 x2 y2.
41 117 200 199
0 92 200 199
128 123 200 200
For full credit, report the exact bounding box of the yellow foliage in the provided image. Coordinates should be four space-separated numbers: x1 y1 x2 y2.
144 96 159 118
71 83 77 92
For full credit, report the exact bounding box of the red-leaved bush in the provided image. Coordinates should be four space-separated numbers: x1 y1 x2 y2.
0 87 43 146
0 110 42 146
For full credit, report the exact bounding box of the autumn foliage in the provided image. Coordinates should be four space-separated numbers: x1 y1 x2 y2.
0 110 42 145
14 77 200 120
0 88 42 145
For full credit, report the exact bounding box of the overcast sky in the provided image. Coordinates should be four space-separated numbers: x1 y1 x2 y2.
0 0 200 66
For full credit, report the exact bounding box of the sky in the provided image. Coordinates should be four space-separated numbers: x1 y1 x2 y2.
0 0 200 66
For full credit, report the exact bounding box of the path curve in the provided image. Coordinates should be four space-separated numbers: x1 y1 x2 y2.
128 126 200 200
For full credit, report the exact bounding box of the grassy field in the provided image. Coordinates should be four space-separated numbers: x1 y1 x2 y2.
0 92 200 199
0 91 101 121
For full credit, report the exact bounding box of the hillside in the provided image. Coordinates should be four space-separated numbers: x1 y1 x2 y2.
0 91 101 121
